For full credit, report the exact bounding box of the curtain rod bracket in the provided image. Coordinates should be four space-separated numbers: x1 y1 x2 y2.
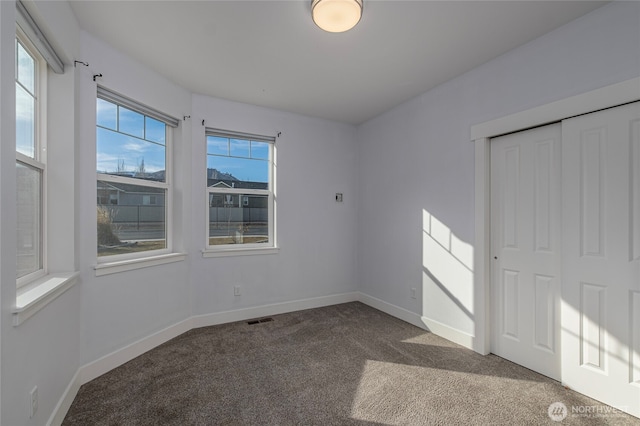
93 73 103 82
74 60 88 67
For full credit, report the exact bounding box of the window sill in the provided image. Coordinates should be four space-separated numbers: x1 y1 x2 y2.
13 272 80 326
94 252 187 276
202 247 279 258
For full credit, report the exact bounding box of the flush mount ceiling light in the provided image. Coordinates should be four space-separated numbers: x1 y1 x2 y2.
311 0 363 33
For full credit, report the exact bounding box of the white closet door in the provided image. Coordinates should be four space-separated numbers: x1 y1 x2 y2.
561 101 640 417
491 123 562 380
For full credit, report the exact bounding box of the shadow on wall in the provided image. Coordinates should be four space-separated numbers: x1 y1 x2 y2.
422 209 475 329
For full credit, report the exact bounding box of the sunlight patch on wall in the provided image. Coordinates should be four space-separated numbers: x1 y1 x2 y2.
422 210 474 332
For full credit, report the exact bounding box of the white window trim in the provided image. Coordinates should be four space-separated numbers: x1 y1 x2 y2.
16 29 48 288
203 129 277 256
202 247 279 258
16 0 64 74
94 252 186 276
13 272 79 326
95 93 179 269
13 26 79 327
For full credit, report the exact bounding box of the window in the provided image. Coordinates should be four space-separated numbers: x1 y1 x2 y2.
206 129 275 249
12 2 81 325
142 195 157 205
96 88 178 259
16 33 45 284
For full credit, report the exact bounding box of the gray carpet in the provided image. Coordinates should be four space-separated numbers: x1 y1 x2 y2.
63 302 638 425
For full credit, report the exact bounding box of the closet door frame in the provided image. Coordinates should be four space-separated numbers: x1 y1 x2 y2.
470 77 640 356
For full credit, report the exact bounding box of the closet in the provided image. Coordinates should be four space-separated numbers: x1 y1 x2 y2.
490 102 640 416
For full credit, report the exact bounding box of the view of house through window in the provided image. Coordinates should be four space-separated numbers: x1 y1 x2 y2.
96 95 170 258
16 35 44 281
206 130 274 247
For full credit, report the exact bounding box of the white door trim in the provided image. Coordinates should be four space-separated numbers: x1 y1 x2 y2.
471 76 640 355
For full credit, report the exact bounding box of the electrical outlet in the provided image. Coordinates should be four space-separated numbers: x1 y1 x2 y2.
335 193 343 202
29 386 38 418
234 285 241 296
411 288 417 299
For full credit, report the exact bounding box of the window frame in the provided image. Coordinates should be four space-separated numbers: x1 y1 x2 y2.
95 91 175 264
204 128 276 253
16 28 47 288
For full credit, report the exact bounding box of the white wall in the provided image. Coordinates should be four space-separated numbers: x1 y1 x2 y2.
76 32 193 365
1 1 82 425
357 1 640 343
190 95 358 315
2 1 638 424
73 31 358 366
2 3 359 421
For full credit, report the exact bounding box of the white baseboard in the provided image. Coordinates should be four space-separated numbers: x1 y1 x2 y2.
47 370 81 426
357 292 427 330
357 292 476 350
419 316 475 349
79 317 194 385
49 292 360 424
51 290 475 425
192 292 360 328
48 318 194 426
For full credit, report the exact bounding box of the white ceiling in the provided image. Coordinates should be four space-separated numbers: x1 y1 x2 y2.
69 1 608 125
